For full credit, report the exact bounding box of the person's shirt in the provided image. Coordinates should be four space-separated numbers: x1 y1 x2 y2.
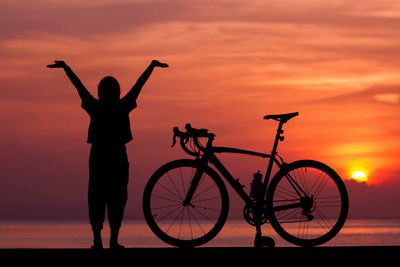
63 66 137 144
81 96 137 144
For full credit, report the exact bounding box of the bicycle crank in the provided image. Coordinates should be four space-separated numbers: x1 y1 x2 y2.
243 203 268 226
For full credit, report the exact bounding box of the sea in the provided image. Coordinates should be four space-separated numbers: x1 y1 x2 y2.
1 219 399 248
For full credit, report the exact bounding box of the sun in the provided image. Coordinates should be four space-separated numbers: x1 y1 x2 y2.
351 171 367 182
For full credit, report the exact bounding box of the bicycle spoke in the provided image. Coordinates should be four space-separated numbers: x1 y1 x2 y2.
179 167 188 196
314 208 333 231
191 203 221 213
298 217 309 239
166 171 184 200
294 168 309 195
277 207 302 222
187 207 207 235
156 180 182 200
192 182 218 202
192 195 222 203
177 206 185 238
187 206 193 239
274 186 299 199
315 196 342 208
151 194 182 204
298 168 310 194
313 173 330 199
308 170 327 197
157 205 184 224
151 202 182 212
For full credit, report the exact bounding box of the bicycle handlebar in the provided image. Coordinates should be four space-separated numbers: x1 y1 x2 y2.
185 123 215 138
172 123 215 156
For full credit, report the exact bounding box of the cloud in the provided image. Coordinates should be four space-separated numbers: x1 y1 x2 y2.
0 0 191 39
2 0 400 41
345 179 400 218
374 93 399 104
306 84 400 106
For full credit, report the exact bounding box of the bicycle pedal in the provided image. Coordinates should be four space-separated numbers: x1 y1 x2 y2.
254 236 275 248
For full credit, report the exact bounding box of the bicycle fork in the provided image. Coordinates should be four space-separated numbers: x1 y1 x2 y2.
182 162 205 207
182 138 214 207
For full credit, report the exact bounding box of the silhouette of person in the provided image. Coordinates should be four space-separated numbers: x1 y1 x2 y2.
47 59 168 249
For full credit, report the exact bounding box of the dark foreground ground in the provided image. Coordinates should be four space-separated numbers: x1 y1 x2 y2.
1 246 398 266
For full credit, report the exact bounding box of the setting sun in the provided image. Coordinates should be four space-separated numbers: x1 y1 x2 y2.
352 171 368 182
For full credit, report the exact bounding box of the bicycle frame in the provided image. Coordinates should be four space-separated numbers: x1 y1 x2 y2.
208 147 280 206
183 119 298 211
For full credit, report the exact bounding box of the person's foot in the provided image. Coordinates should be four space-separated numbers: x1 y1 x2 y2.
91 229 103 250
110 242 125 250
91 242 104 250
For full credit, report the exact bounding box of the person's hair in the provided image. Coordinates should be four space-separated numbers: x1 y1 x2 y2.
98 76 120 102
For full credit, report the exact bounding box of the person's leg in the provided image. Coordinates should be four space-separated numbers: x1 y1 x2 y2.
107 149 129 249
88 145 107 249
108 177 128 248
91 226 103 249
88 184 106 249
109 225 123 249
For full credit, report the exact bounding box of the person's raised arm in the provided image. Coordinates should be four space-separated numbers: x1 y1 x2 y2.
122 60 168 104
47 60 96 104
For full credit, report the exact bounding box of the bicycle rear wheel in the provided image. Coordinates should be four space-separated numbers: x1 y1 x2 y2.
266 160 348 247
143 159 229 247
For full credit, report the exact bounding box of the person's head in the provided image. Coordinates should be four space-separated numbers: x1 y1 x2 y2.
98 76 120 103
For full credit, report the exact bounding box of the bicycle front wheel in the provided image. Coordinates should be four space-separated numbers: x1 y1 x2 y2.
143 159 229 247
266 160 348 247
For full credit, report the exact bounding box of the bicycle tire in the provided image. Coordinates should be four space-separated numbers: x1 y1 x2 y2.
266 160 348 247
143 159 229 247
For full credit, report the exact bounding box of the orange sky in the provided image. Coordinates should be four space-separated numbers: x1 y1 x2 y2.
0 0 399 219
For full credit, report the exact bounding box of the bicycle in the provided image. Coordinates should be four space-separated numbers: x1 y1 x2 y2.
143 112 349 247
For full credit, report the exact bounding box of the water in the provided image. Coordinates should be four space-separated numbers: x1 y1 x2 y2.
1 219 399 248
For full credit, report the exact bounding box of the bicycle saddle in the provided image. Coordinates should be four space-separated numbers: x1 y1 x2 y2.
263 112 299 122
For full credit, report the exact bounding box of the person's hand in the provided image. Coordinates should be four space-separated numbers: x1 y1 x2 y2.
47 60 68 69
152 60 169 68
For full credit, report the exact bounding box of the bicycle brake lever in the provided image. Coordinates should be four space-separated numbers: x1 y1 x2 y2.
171 135 176 147
172 127 190 147
171 127 179 147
